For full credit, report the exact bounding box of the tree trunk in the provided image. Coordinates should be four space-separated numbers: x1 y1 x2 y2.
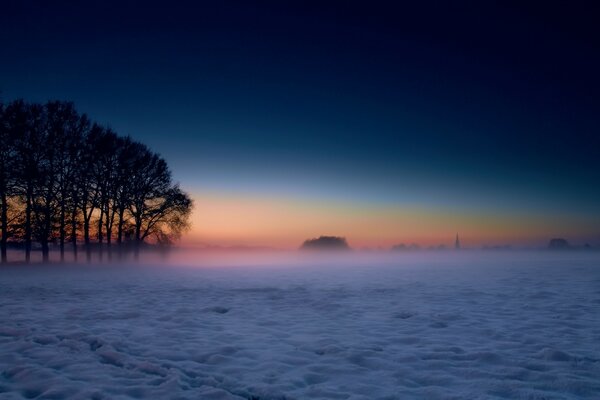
83 210 91 262
25 185 33 263
42 194 52 264
59 199 66 262
106 232 112 261
41 239 49 263
1 191 7 264
105 209 113 262
71 205 78 262
117 206 125 259
134 219 142 260
97 205 104 262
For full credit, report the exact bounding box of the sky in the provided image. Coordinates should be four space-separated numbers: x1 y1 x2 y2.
2 1 600 248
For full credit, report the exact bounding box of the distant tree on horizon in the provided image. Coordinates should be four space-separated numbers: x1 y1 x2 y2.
0 98 193 264
391 243 421 251
548 238 570 250
300 236 350 251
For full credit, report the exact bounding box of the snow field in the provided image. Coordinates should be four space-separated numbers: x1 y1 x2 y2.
1 252 599 399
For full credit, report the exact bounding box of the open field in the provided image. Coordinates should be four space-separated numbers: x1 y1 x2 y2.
1 252 599 399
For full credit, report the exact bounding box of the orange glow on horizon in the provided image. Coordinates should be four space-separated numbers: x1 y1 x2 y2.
181 191 597 249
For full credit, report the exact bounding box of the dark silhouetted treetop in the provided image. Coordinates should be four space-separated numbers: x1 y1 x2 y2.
548 238 570 250
391 243 421 251
300 236 350 251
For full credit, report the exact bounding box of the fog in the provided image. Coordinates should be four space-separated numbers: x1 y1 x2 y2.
130 247 600 272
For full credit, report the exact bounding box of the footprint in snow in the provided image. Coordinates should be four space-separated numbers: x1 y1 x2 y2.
207 306 230 314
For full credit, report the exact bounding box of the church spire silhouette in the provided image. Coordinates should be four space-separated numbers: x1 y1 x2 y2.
455 233 461 250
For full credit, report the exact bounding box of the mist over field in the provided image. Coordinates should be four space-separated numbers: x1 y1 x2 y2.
2 2 600 399
1 251 599 399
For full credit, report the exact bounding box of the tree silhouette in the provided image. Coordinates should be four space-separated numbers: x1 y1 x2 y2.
300 236 350 251
0 99 193 264
0 100 14 263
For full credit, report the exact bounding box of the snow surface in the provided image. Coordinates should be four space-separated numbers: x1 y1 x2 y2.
1 252 599 399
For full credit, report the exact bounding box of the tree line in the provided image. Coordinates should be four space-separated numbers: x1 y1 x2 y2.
0 99 193 264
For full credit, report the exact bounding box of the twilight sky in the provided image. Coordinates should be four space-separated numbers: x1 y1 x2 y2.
2 1 600 248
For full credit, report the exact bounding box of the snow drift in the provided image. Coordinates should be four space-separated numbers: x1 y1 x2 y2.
1 251 599 399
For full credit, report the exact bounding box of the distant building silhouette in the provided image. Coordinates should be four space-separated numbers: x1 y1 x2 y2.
455 234 461 250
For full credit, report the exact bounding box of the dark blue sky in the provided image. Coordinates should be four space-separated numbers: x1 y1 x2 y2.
2 1 600 245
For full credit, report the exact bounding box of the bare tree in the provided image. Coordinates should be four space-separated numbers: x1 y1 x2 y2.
90 127 119 260
7 102 46 262
127 147 193 257
0 101 13 263
78 124 104 261
114 137 138 257
46 102 86 261
0 99 193 263
139 185 193 245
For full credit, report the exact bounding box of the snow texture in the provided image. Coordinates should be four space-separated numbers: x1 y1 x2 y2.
1 252 599 399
